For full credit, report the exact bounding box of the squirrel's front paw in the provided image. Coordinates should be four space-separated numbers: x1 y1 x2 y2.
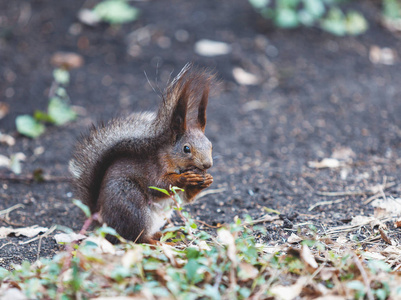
179 171 213 188
179 171 204 186
200 173 213 188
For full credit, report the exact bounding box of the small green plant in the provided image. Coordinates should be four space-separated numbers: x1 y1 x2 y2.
16 68 77 138
1 190 400 298
249 0 368 36
382 0 401 20
93 0 139 25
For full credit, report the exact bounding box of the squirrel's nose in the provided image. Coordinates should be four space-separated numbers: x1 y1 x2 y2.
202 161 213 170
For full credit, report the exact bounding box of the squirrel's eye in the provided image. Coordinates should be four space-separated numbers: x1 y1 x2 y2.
183 145 191 153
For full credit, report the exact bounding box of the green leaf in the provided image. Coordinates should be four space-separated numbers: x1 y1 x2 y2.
375 289 387 300
303 0 325 17
48 97 77 125
110 266 131 282
9 154 22 175
320 7 346 36
239 287 252 298
94 0 139 24
34 110 53 123
263 207 281 214
249 0 270 9
0 267 9 280
82 240 98 248
96 225 118 237
279 0 300 7
347 280 366 298
345 11 368 35
53 68 70 85
367 260 391 274
298 9 316 26
382 0 401 20
56 87 67 98
162 226 183 233
170 186 184 193
16 115 45 138
275 8 299 28
149 186 171 196
160 231 176 242
203 284 221 300
72 199 91 218
184 259 203 283
186 247 200 259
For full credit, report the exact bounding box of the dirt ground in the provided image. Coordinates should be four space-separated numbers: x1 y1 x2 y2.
0 0 400 269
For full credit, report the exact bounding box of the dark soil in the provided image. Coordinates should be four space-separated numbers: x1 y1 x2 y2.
1 0 401 269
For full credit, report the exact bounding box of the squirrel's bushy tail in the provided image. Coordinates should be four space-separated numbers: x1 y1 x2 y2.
69 64 214 211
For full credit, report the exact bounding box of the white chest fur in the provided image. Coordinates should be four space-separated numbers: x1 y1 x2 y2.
148 197 174 236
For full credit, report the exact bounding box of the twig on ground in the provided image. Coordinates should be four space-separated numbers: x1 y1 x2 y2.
352 253 374 300
241 214 279 226
308 198 345 211
194 219 222 228
363 193 382 205
197 187 226 199
19 224 57 245
0 203 25 219
316 181 396 197
0 241 13 250
325 217 393 236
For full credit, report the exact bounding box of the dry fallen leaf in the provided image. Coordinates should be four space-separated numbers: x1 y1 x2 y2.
85 236 116 254
301 245 318 269
382 245 401 255
369 45 397 65
371 197 401 217
77 8 100 26
256 243 282 254
232 67 260 85
0 286 27 300
270 277 308 300
319 267 337 281
331 147 355 161
54 232 87 244
0 102 9 120
194 39 231 57
0 133 15 146
0 225 48 239
379 228 392 245
217 228 237 267
336 235 347 244
238 262 259 281
308 158 341 169
362 251 386 261
122 246 143 268
51 52 84 69
0 155 11 168
350 215 376 226
197 240 211 251
160 243 177 267
288 233 302 244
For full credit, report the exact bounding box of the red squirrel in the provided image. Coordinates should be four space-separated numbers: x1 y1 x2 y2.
69 65 214 244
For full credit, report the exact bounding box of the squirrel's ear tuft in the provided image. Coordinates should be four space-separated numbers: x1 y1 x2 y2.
170 83 189 138
198 86 209 132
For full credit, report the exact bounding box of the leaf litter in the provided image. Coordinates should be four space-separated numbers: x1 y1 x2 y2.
0 194 400 299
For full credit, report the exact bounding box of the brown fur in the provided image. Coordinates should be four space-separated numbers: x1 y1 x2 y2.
69 65 214 244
